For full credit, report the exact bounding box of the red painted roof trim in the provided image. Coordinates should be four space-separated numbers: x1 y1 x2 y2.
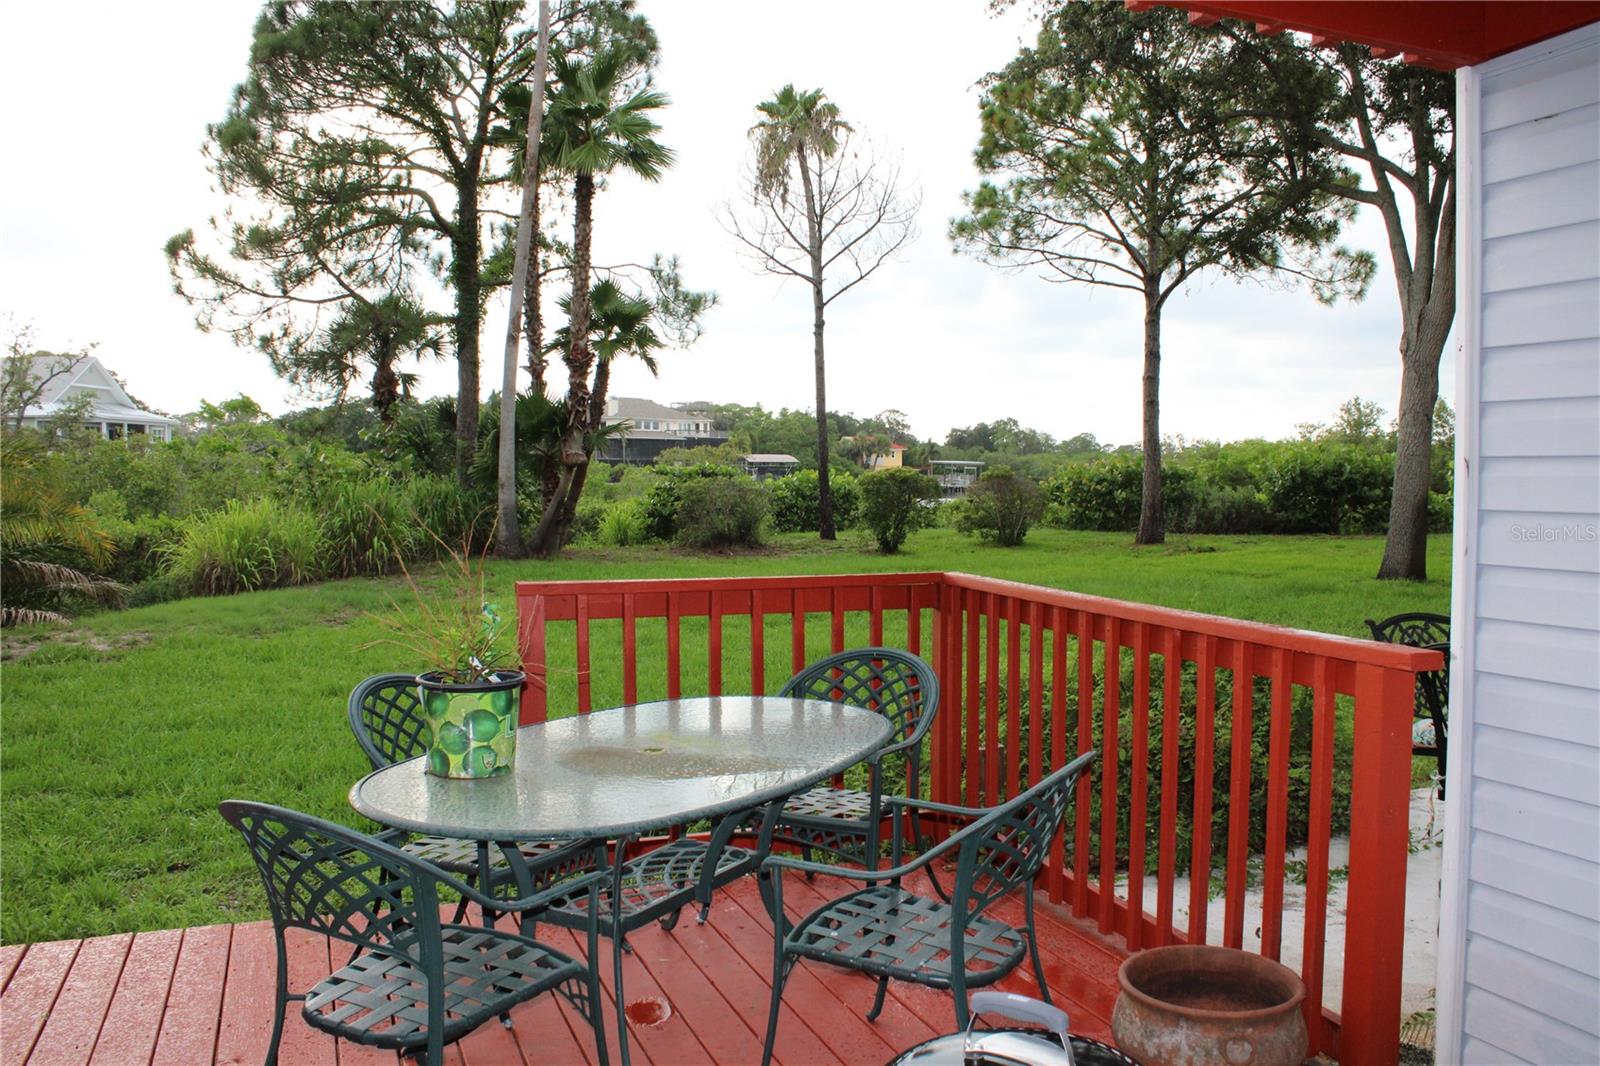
1129 1 1600 69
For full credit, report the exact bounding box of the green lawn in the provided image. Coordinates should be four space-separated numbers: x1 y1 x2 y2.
0 529 1449 944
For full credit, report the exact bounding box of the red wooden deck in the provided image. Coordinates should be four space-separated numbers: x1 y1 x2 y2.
0 870 1125 1066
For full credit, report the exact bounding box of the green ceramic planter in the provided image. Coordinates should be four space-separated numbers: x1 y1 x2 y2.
415 670 523 779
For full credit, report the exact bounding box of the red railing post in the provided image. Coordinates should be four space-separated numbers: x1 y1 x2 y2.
517 590 547 725
1338 662 1417 1065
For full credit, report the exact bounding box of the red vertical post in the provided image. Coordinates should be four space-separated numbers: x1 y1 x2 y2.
666 591 682 700
575 596 592 714
1156 626 1181 944
984 593 1001 807
1027 600 1044 787
708 591 723 696
1006 596 1022 800
830 586 845 653
1223 640 1253 947
790 595 806 675
1189 635 1216 945
1339 662 1416 1066
870 585 885 646
1128 622 1149 949
907 591 922 655
621 593 637 704
1261 647 1292 960
1099 617 1120 933
965 589 981 807
749 594 765 695
519 593 546 725
1073 611 1093 918
1048 606 1068 904
1301 658 1336 1042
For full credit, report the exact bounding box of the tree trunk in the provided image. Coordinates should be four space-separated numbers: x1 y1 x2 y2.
492 0 550 559
452 178 482 488
797 144 834 540
1135 291 1165 545
529 169 595 558
1377 317 1450 579
524 169 546 395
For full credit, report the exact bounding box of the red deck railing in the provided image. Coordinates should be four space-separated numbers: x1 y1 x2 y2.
516 572 1440 1065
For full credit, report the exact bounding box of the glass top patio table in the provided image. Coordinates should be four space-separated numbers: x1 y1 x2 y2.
348 695 892 840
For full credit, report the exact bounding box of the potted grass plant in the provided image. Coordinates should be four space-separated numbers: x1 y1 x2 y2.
368 523 523 779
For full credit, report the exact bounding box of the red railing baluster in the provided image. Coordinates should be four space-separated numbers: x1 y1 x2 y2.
831 586 845 653
1074 610 1093 918
1261 647 1292 960
621 593 637 705
575 595 592 714
666 591 681 700
1157 625 1180 944
749 592 764 694
1027 600 1044 787
707 591 723 696
1100 616 1120 934
1190 635 1216 944
1128 621 1150 949
870 585 884 646
965 588 980 807
907 594 921 655
1049 605 1068 904
790 592 805 675
1006 595 1022 801
1302 657 1336 1041
1224 640 1253 948
984 593 1001 807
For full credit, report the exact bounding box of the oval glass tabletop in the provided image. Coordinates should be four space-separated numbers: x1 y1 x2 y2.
349 695 892 840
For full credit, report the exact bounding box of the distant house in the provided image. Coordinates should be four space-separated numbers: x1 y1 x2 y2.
10 354 181 441
596 396 727 465
928 459 984 499
741 454 800 480
840 437 906 470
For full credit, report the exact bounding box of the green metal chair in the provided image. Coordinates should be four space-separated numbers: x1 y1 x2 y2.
773 648 941 868
348 674 575 899
758 750 1099 1066
1364 615 1451 797
219 800 610 1066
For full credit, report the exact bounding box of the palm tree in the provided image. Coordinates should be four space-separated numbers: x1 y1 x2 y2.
296 294 445 422
750 85 851 539
530 46 673 555
1 436 124 626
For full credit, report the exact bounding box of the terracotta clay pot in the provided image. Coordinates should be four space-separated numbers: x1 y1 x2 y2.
1112 945 1308 1066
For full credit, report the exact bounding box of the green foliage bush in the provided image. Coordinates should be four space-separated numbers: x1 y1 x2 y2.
1043 456 1194 531
597 501 649 546
640 463 739 541
768 468 861 532
321 480 421 577
164 498 327 595
954 466 1045 546
675 478 768 549
859 467 937 553
406 476 489 551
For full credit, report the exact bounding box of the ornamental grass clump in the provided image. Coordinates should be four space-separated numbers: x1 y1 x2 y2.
364 516 513 685
164 497 326 595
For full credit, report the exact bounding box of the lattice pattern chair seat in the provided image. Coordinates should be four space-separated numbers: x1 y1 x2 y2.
774 648 940 868
219 800 610 1066
787 885 1025 985
756 749 1099 1066
306 925 587 1049
542 837 758 935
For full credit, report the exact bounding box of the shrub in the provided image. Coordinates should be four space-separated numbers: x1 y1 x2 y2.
125 572 188 609
1253 442 1391 534
955 466 1045 546
1172 482 1271 535
1043 456 1194 531
408 476 489 551
859 468 937 554
164 498 326 595
321 480 421 577
100 513 184 585
597 501 649 546
768 468 861 532
640 463 739 541
675 478 768 549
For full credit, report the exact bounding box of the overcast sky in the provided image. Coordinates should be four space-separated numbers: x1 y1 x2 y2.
0 1 1452 447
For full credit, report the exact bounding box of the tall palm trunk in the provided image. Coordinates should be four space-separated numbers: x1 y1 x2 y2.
493 0 550 559
452 171 482 488
1136 285 1164 545
797 145 835 540
524 167 546 394
530 170 595 557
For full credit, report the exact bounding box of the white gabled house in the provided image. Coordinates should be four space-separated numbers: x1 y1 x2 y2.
13 354 182 441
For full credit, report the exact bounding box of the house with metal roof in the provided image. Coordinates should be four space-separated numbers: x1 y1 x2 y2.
596 396 728 464
9 354 181 441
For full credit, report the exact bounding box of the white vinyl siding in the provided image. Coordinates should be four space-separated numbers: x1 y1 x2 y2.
1440 22 1600 1066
